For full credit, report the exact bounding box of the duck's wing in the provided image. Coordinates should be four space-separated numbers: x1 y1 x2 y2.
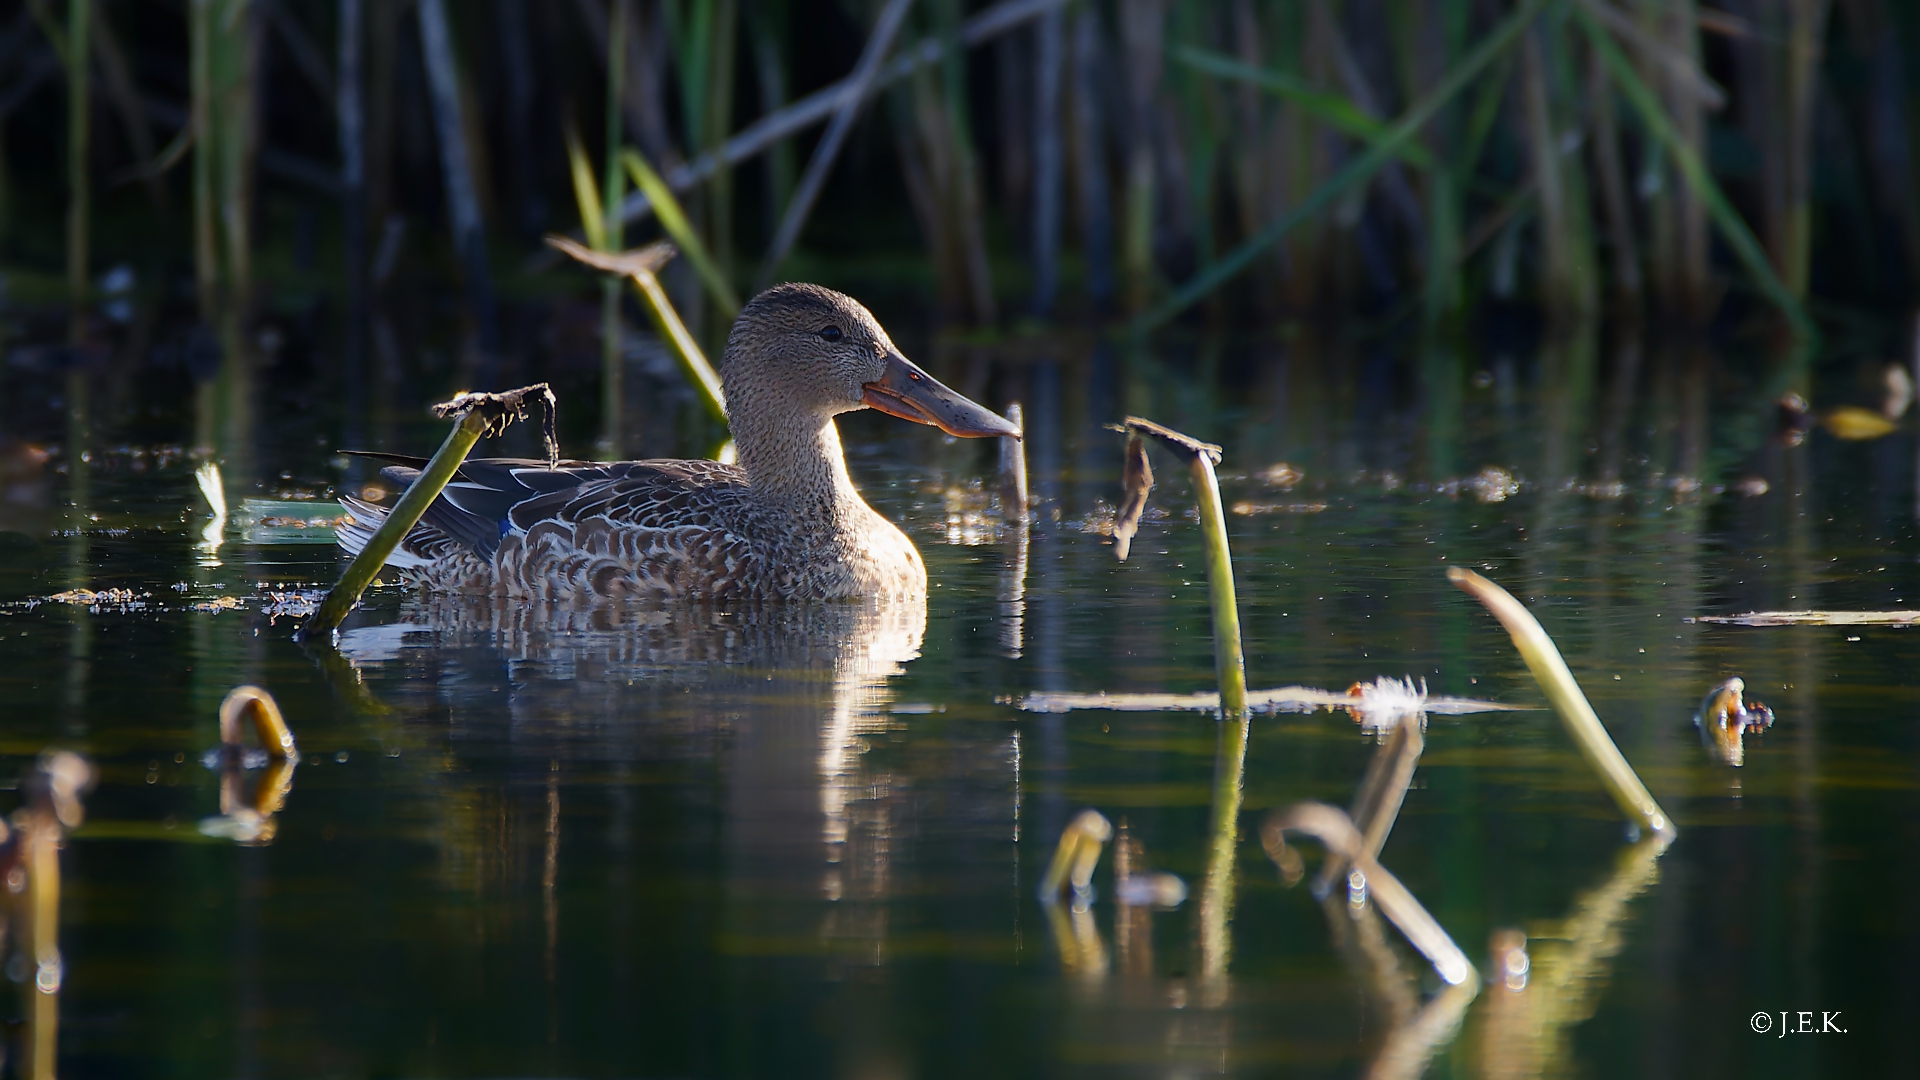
338 458 764 595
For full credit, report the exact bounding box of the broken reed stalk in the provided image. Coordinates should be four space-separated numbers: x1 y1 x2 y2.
1039 809 1112 904
998 400 1028 521
1118 417 1247 718
1134 0 1549 334
1277 802 1477 988
304 384 557 640
217 685 296 759
547 235 729 426
1447 567 1674 838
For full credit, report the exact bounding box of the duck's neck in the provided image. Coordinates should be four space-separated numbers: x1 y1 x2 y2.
733 408 869 525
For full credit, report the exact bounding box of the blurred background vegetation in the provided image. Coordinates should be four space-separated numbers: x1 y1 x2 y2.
0 0 1911 459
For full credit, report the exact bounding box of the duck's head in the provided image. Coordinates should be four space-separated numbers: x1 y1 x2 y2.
723 283 1020 439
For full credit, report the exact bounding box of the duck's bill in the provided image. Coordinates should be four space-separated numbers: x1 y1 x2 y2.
862 351 1022 438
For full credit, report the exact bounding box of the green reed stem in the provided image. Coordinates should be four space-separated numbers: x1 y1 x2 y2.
628 264 728 425
1448 567 1674 838
1576 5 1816 343
1192 452 1248 718
623 148 741 318
305 411 487 639
1133 0 1547 334
1171 45 1436 171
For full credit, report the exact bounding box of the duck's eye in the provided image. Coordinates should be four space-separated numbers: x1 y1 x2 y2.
818 326 843 343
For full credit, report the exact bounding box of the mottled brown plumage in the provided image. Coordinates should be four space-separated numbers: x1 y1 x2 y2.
338 283 1017 601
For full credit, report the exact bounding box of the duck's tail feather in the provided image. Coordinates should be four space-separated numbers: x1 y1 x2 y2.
336 495 433 569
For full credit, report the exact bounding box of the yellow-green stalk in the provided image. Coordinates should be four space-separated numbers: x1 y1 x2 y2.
547 236 729 428
1191 450 1248 718
305 410 488 639
1448 567 1674 838
1039 809 1112 904
623 147 740 317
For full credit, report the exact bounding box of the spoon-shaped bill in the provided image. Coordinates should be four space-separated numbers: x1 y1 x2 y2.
862 350 1022 439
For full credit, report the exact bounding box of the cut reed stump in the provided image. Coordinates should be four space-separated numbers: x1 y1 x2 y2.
301 384 558 641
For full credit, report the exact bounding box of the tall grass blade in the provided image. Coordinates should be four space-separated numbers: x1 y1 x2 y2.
612 0 1067 230
1576 5 1816 342
1171 46 1437 170
1135 0 1549 333
1448 567 1674 838
623 148 740 317
565 127 607 251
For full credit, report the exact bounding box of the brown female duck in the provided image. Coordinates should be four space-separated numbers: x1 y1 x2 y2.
337 283 1018 601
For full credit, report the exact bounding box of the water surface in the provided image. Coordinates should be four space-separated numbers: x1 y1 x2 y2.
1 340 1915 1077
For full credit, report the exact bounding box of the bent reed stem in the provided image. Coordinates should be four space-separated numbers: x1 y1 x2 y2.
1448 567 1674 838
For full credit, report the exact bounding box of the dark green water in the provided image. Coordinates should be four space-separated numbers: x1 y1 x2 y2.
1 341 1917 1077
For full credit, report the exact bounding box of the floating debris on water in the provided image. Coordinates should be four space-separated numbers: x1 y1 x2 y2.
1014 683 1526 717
1690 610 1920 626
233 499 350 544
1114 872 1187 909
1342 677 1431 731
1256 462 1303 489
190 597 244 614
1819 405 1898 441
37 588 149 612
1693 677 1774 767
1230 500 1327 516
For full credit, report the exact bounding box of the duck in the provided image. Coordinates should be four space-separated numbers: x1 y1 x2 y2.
336 283 1019 601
